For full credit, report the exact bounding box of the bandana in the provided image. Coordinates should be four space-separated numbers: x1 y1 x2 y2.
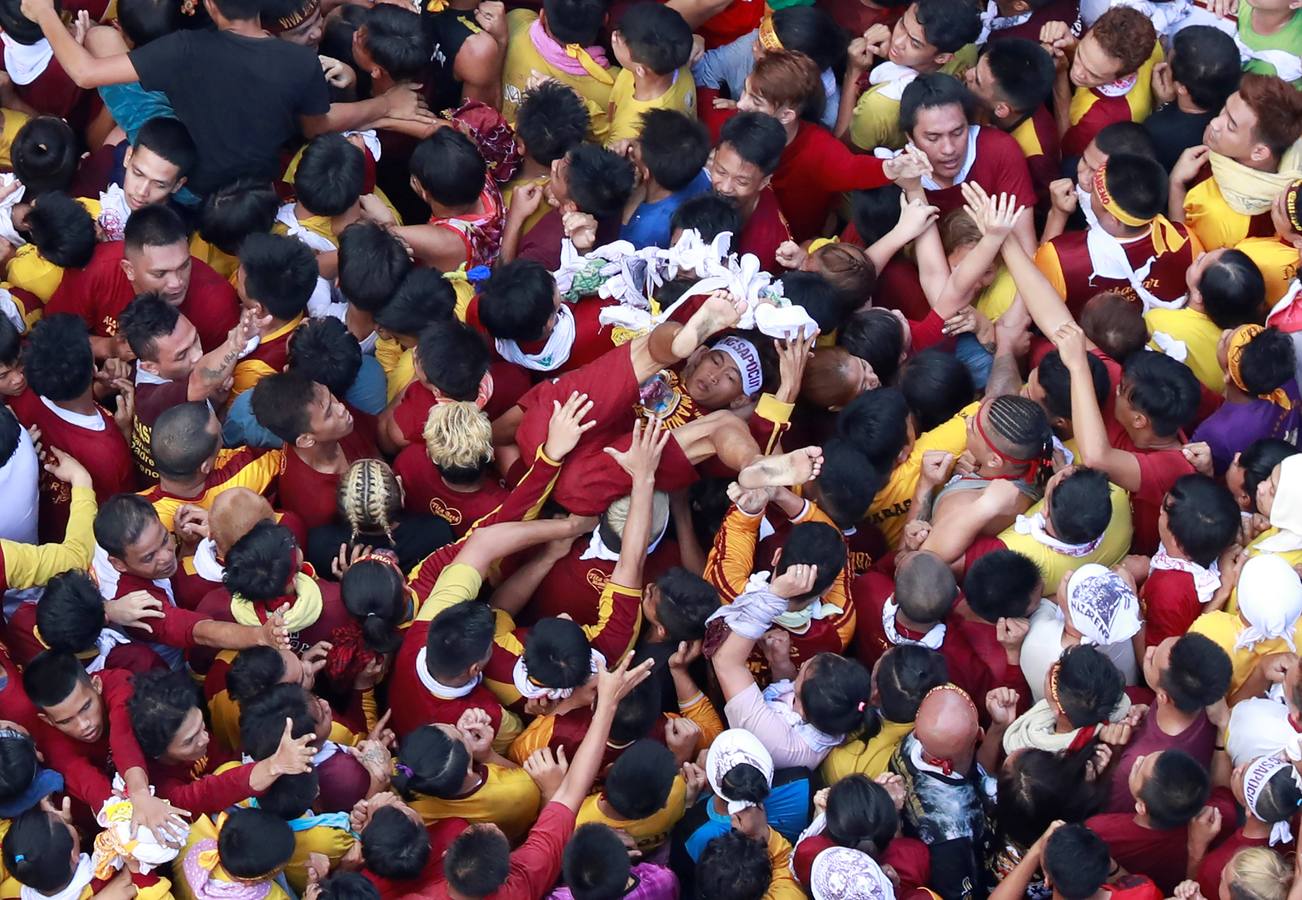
94 794 183 878
1209 142 1302 218
1094 163 1151 228
527 16 613 85
275 203 337 253
1227 324 1294 409
973 401 1047 484
193 538 225 583
1236 554 1302 652
229 572 324 634
881 595 945 650
1013 512 1102 557
495 304 576 372
1258 454 1302 553
1149 542 1221 604
1065 564 1142 646
704 576 787 640
773 595 845 634
512 648 606 701
267 0 320 34
758 14 782 50
713 335 764 397
1243 754 1301 845
865 60 918 102
183 839 273 900
1286 180 1302 235
705 729 774 814
810 847 895 900
21 855 93 900
98 184 131 242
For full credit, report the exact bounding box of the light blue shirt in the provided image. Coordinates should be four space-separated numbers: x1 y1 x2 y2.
692 29 840 130
222 354 388 448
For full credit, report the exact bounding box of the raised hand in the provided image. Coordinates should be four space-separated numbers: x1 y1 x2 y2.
596 655 655 708
543 391 597 461
603 417 670 486
771 563 817 599
524 746 568 801
1048 179 1078 217
269 717 317 777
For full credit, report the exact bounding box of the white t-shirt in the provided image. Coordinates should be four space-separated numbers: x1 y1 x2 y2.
1019 599 1139 701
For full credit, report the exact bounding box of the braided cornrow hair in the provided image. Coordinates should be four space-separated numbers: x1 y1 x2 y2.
337 459 401 544
984 395 1054 487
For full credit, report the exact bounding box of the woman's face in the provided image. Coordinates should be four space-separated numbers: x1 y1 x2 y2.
1258 463 1283 519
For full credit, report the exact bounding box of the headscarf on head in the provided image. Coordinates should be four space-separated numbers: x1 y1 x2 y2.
1065 564 1143 647
810 846 896 900
1226 324 1294 410
1257 454 1302 553
1235 554 1302 652
1242 754 1302 846
705 729 775 814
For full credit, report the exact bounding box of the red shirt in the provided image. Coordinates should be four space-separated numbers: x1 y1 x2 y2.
46 241 239 352
985 0 1077 42
1108 418 1195 555
1141 568 1202 649
193 573 350 666
393 444 509 537
1063 89 1138 159
522 538 683 626
31 669 137 811
423 801 576 900
1039 226 1197 319
0 643 36 732
1105 709 1216 814
795 834 931 896
389 617 507 739
8 389 135 542
736 188 791 274
361 818 469 900
924 128 1036 217
110 573 205 649
465 293 627 377
773 123 889 243
278 425 379 531
1198 829 1282 900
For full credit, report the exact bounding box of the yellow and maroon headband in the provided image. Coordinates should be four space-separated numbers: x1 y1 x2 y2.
1092 163 1151 229
758 14 783 51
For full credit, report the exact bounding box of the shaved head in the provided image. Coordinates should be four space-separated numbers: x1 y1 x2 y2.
915 685 980 767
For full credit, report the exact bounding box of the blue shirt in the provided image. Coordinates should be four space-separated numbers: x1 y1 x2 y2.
692 30 840 130
222 354 388 448
621 170 712 249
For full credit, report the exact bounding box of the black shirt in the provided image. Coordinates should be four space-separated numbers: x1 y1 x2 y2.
129 30 331 195
1143 104 1215 174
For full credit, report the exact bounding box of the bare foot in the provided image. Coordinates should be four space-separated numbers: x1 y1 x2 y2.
737 447 823 489
671 291 745 358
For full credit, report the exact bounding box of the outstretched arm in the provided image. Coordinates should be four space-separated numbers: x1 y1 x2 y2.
606 419 671 589
22 0 137 88
1056 321 1142 491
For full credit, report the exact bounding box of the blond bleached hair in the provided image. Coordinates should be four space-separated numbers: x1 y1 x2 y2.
423 401 494 470
1226 848 1292 900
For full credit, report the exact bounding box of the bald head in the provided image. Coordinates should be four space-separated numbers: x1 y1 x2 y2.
210 488 274 556
896 551 957 624
915 686 979 764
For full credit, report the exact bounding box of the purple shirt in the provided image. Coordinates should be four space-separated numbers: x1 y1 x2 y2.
547 863 680 900
1105 709 1216 813
1193 380 1302 476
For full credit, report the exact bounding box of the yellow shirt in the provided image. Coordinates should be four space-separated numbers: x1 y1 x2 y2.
1189 609 1302 695
0 108 29 171
820 718 913 784
998 481 1132 596
867 400 980 548
6 198 102 303
763 828 805 900
1068 43 1161 130
188 234 240 281
849 49 976 152
230 315 304 398
501 175 552 238
143 448 284 533
1 484 95 589
1238 237 1300 309
1144 306 1225 393
501 10 619 144
284 822 356 894
408 763 542 842
384 347 416 405
174 816 290 900
576 775 687 852
975 268 1016 321
607 67 696 145
272 212 337 248
1185 177 1257 252
415 562 483 621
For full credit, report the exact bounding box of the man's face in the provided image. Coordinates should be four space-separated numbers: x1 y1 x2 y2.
909 103 970 180
1076 139 1107 192
685 347 746 410
164 706 210 763
709 143 768 205
736 78 785 121
145 314 202 381
122 146 183 212
1129 750 1160 803
304 383 354 445
123 241 193 305
1204 92 1262 163
611 28 634 70
116 516 179 580
1141 636 1175 694
964 56 1002 116
40 677 104 744
276 5 324 48
1185 247 1226 298
889 4 940 70
0 359 26 397
1070 32 1125 89
546 154 573 209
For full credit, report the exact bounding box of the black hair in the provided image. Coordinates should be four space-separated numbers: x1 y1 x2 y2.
117 0 181 46
134 117 197 179
1237 327 1296 397
1199 249 1265 329
562 824 633 900
320 871 382 900
565 144 636 218
0 405 17 472
119 292 182 361
1047 467 1113 545
653 568 720 642
0 315 19 366
1138 750 1210 829
901 349 975 432
444 825 512 897
874 644 947 732
696 831 772 900
895 551 957 625
151 401 219 480
360 4 430 81
717 112 786 176
239 233 318 321
362 806 431 881
199 178 279 256
913 0 981 52
1093 121 1157 160
616 2 691 74
997 749 1105 849
1101 153 1168 223
2 809 75 894
838 310 905 385
478 260 555 342
1121 351 1200 437
424 600 495 682
771 5 847 72
1238 438 1299 512
226 646 288 706
410 130 487 208
250 371 318 445
1055 645 1124 729
670 193 742 241
1164 474 1240 567
0 732 38 804
239 683 314 760
394 725 470 799
851 184 905 247
1170 25 1242 113
515 81 591 166
11 117 76 197
124 202 188 253
337 221 411 312
775 521 845 602
524 618 594 690
94 492 161 562
540 0 604 45
824 775 898 855
719 761 770 808
257 770 320 820
603 739 678 819
812 438 881 529
609 674 661 745
36 570 107 654
21 314 91 402
341 560 407 655
217 807 296 880
1081 292 1147 363
24 193 95 268
21 651 90 710
1036 349 1109 422
900 73 976 134
837 386 911 468
1160 633 1231 713
1249 765 1302 826
963 550 1040 622
375 268 455 337
801 653 872 736
638 109 710 192
223 520 298 601
982 38 1055 113
983 394 1053 486
783 270 851 336
1043 824 1112 900
210 0 261 20
127 668 203 759
416 320 491 400
288 317 364 399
